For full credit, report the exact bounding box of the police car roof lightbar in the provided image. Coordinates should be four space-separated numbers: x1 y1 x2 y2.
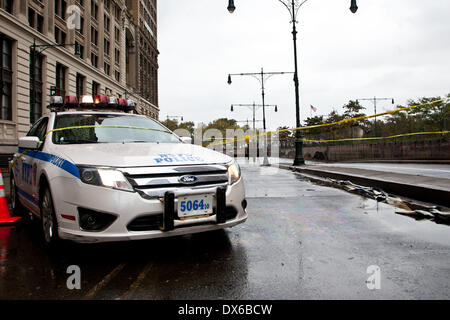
117 98 128 111
80 95 94 105
48 95 133 112
126 99 136 112
50 96 64 109
94 95 109 108
108 96 119 108
64 96 79 108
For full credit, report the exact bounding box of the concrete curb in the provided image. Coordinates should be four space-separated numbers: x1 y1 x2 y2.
278 164 450 207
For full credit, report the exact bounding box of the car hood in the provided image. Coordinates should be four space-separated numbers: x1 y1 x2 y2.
53 143 232 167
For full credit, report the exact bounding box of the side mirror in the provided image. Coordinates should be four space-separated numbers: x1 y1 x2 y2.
180 136 193 144
18 136 41 150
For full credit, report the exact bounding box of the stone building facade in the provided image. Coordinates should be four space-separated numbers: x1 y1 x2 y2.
0 0 159 155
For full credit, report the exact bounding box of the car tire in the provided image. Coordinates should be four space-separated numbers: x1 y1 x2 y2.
10 175 27 218
40 185 60 248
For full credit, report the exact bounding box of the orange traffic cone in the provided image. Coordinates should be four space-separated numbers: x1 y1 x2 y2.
0 169 20 225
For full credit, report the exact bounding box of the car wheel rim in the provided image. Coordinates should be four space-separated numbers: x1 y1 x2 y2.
42 191 53 243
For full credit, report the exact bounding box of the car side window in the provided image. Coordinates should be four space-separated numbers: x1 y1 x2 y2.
26 119 42 137
27 118 49 142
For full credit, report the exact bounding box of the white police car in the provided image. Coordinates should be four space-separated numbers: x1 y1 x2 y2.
10 95 247 246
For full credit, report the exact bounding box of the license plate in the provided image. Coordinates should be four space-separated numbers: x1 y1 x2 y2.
177 194 213 218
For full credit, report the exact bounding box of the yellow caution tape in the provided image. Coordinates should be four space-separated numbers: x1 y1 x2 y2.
44 124 172 139
9 125 173 173
206 97 449 147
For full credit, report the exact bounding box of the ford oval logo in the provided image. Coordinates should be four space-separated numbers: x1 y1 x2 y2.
179 175 198 184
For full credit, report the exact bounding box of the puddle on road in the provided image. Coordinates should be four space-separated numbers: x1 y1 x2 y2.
353 198 450 247
293 173 450 247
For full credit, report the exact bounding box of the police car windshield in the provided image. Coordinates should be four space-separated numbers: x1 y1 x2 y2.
53 114 180 144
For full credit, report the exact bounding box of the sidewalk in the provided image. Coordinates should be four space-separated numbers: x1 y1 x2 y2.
277 163 450 207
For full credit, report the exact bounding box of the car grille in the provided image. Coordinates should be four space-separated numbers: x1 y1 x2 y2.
120 164 229 198
127 214 162 231
126 206 238 232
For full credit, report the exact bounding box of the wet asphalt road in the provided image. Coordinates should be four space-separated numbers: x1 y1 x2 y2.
0 161 449 299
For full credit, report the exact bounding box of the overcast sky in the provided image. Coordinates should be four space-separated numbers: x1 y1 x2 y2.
158 0 450 131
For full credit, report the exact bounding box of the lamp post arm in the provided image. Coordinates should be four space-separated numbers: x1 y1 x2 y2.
228 71 294 88
30 43 78 55
278 0 308 22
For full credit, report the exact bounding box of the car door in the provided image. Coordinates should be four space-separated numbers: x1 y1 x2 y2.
17 117 49 214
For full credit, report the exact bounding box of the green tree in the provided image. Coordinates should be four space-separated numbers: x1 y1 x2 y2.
178 121 195 136
277 126 294 141
205 118 240 136
162 119 179 131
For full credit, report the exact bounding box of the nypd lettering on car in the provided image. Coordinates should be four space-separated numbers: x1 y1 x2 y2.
154 153 204 164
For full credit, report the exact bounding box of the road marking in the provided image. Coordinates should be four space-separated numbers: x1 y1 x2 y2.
83 263 126 300
120 262 153 300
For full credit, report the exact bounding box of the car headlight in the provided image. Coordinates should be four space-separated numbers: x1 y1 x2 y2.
78 166 134 192
227 161 241 185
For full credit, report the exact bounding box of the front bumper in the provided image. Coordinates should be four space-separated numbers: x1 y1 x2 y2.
51 176 247 243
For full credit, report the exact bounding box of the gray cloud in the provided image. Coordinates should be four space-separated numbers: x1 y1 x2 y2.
158 0 450 129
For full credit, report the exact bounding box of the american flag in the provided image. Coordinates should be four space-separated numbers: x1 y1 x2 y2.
310 105 317 112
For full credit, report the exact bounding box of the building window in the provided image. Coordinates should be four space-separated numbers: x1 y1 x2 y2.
0 36 13 121
114 4 120 21
114 27 120 42
104 0 110 11
55 0 66 19
91 53 98 68
114 70 120 82
54 27 66 45
28 7 35 27
28 8 44 34
104 38 110 56
78 16 85 35
75 41 84 59
104 62 110 76
29 51 43 124
1 0 14 13
76 73 85 100
104 14 110 32
114 48 120 65
91 26 98 45
91 0 98 20
36 14 44 33
92 81 100 97
55 63 66 97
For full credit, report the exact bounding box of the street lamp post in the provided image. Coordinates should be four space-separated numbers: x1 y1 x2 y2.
356 97 395 136
228 68 291 165
231 103 278 132
30 40 81 123
227 0 358 166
